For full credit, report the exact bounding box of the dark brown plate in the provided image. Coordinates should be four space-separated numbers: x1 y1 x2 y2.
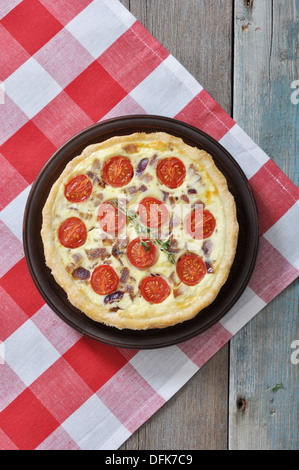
23 115 259 349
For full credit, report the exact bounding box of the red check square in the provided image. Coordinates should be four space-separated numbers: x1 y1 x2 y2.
1 0 63 56
36 426 80 450
35 29 94 89
32 304 81 355
30 358 93 423
33 91 93 147
249 237 299 304
98 21 169 93
0 24 30 81
97 363 165 433
179 323 232 368
0 220 24 278
63 337 128 393
0 362 26 413
65 61 127 122
0 95 28 147
0 429 18 450
0 257 45 318
176 89 235 141
0 121 57 184
39 0 94 26
249 159 299 235
0 389 59 450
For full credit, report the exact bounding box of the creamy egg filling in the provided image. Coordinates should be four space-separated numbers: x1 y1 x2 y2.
51 139 226 319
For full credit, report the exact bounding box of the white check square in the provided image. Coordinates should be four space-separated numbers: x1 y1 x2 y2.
220 124 270 180
4 320 60 387
130 346 198 401
0 185 31 242
0 0 22 20
4 57 62 119
130 60 194 116
264 202 299 270
220 286 267 336
62 394 130 450
66 0 135 59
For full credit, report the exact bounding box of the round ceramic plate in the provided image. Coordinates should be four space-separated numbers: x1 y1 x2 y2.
23 115 259 349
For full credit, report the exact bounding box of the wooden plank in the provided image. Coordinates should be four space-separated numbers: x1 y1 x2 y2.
230 0 298 450
118 0 233 450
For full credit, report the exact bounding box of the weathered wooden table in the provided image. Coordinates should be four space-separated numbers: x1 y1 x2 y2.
119 0 298 450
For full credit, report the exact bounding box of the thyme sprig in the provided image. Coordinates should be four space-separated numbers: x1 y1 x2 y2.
110 200 176 264
139 240 150 252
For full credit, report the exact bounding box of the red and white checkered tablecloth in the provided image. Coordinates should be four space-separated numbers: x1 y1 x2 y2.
0 0 298 450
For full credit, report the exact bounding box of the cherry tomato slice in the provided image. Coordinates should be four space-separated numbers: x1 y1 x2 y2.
127 238 157 269
98 200 126 235
140 276 171 304
102 156 134 187
91 265 119 295
138 197 168 229
157 157 186 189
176 253 207 286
58 217 87 249
64 174 92 203
186 209 216 240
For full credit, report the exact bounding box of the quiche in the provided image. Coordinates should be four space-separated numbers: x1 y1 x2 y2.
41 132 239 330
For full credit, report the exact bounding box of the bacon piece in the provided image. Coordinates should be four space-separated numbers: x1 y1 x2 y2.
123 144 137 154
150 154 159 166
125 286 135 300
120 267 130 284
92 159 102 171
118 236 129 249
86 247 110 260
169 215 180 230
127 186 138 194
162 191 169 202
181 194 190 203
188 163 197 175
139 184 148 193
72 253 82 263
66 263 75 273
169 195 176 207
140 173 153 183
173 284 187 298
168 236 180 253
86 171 99 185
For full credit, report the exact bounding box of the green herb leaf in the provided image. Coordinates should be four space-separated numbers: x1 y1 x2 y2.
140 240 150 252
271 383 285 393
111 203 177 264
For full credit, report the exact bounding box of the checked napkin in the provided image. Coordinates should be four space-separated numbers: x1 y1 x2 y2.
0 0 298 450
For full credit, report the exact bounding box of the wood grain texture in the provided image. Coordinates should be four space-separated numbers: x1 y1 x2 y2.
118 0 298 450
229 0 298 450
119 0 233 450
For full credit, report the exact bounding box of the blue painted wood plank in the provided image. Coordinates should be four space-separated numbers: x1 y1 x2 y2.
230 0 298 450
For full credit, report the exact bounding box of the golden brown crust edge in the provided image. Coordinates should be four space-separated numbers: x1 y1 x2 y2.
41 132 239 330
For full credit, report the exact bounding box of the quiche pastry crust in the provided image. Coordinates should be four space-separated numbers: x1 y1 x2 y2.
41 132 239 330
